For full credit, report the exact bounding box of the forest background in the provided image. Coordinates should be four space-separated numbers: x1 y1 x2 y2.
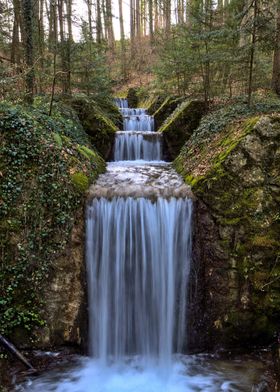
0 0 280 107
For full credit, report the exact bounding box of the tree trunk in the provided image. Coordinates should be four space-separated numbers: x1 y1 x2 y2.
149 0 154 43
248 0 258 106
96 0 103 44
272 0 280 95
11 0 21 64
22 0 34 103
118 0 127 79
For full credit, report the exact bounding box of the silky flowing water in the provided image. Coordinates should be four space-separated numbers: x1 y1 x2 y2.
21 98 269 391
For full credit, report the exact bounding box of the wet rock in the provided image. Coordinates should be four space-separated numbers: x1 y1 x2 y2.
36 209 87 350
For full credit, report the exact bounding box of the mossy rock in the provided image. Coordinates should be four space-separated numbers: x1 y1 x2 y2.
70 172 89 193
127 88 138 107
145 96 166 114
0 102 105 345
153 96 184 129
176 114 280 349
158 100 206 159
68 96 118 159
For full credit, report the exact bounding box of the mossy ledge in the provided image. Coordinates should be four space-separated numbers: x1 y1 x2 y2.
175 115 280 350
0 101 105 349
66 95 120 159
158 100 206 159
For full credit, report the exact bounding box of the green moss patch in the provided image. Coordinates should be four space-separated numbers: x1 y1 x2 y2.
158 100 205 159
68 95 118 158
70 172 89 193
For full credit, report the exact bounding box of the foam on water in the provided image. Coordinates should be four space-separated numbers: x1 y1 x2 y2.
21 355 265 392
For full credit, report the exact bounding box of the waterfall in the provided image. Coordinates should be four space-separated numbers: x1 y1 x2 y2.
114 100 157 161
86 197 192 367
114 98 129 109
86 99 192 370
123 115 155 132
114 131 162 161
23 99 265 392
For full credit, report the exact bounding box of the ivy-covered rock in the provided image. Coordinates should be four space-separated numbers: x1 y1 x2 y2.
0 103 105 348
158 100 206 159
175 115 280 351
67 95 119 159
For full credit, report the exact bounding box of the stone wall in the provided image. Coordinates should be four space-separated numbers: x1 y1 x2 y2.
175 116 280 350
159 100 206 159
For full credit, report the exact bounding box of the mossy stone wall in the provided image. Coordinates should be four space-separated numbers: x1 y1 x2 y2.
158 100 206 159
175 116 280 350
153 97 183 129
68 96 119 159
0 102 105 349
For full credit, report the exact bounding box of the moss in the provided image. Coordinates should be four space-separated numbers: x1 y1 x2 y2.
77 145 106 174
250 235 279 248
0 102 105 341
175 116 260 191
52 132 63 148
158 100 205 159
68 96 117 159
175 112 280 347
70 172 89 193
153 96 183 129
218 217 242 225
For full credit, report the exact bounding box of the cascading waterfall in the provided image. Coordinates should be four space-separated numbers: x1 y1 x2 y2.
87 97 192 370
23 99 267 392
86 197 192 368
123 114 155 132
114 131 162 161
114 100 158 161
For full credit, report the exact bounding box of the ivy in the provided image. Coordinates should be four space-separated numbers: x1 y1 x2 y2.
0 101 105 339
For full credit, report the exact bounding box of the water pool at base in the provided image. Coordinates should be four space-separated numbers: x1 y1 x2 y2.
19 354 267 392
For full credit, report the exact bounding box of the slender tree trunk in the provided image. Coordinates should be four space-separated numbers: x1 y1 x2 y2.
22 0 34 103
65 0 72 93
118 0 127 79
105 0 115 50
96 0 102 44
248 0 258 106
272 0 280 95
136 0 141 38
130 0 135 56
11 0 21 64
86 0 93 40
149 0 154 43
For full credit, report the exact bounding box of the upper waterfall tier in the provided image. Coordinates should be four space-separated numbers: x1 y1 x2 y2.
123 114 155 132
113 131 162 161
114 98 128 109
88 162 193 200
120 108 147 116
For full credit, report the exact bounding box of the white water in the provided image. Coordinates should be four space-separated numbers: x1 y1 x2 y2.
20 99 267 391
114 131 162 161
87 197 192 368
123 114 155 132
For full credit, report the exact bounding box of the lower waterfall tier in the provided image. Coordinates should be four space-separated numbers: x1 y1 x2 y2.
86 196 193 365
